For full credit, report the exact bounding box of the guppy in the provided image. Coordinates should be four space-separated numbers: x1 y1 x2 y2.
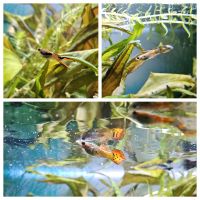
76 140 125 164
38 48 72 68
102 44 173 96
81 127 125 143
132 110 196 137
76 127 125 164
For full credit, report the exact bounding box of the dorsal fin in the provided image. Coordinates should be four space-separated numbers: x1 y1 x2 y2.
112 128 125 140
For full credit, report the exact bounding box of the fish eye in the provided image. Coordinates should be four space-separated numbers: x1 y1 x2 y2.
136 56 140 60
133 111 137 115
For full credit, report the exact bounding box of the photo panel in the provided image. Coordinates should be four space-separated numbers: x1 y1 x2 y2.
102 3 197 98
3 3 98 98
4 102 196 196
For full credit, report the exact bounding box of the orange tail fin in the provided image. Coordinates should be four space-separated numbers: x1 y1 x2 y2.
112 128 125 140
111 149 125 164
182 130 196 137
172 120 196 137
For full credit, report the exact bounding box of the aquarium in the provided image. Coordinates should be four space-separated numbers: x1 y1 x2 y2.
102 4 196 98
4 102 196 196
3 4 98 98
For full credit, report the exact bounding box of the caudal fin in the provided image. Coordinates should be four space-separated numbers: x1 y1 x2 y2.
182 130 196 137
172 120 196 137
112 128 125 140
111 149 125 164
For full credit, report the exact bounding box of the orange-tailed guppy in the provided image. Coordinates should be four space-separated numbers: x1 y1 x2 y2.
76 140 125 164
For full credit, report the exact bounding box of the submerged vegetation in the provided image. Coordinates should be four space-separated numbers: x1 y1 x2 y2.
4 102 196 196
4 4 98 98
102 4 196 98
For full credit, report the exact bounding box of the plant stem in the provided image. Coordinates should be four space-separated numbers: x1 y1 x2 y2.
142 20 196 26
61 55 98 75
103 12 196 20
103 24 134 35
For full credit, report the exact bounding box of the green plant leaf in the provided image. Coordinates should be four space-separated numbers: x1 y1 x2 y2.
4 47 22 86
182 23 190 38
192 58 196 77
102 22 144 61
39 174 88 196
60 55 98 75
103 23 134 35
171 87 196 97
161 22 168 35
102 43 135 96
121 170 164 187
132 73 195 98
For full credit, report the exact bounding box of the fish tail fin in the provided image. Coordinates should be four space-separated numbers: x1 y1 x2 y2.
111 149 125 164
111 128 125 140
182 130 196 137
172 119 186 130
172 120 196 137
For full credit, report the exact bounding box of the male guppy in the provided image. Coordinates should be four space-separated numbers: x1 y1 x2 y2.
102 44 173 96
122 45 173 79
77 127 125 164
38 48 73 68
131 109 196 137
76 140 125 164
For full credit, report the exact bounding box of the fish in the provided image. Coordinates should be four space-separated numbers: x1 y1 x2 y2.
38 48 72 68
132 110 176 124
122 45 173 79
181 140 196 152
81 127 125 143
132 110 196 137
76 140 125 164
4 136 36 147
102 44 173 96
131 102 181 111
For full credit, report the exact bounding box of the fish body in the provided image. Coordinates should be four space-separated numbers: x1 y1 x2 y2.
132 110 175 124
122 45 173 79
77 140 125 164
81 127 124 143
38 48 70 68
132 110 196 137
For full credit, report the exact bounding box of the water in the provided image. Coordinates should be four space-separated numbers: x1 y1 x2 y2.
4 102 196 196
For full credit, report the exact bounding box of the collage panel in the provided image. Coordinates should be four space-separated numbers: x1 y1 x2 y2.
102 3 197 98
3 3 98 98
4 102 196 196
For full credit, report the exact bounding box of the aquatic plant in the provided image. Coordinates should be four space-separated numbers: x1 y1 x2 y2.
4 4 98 98
102 4 196 98
25 168 97 196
